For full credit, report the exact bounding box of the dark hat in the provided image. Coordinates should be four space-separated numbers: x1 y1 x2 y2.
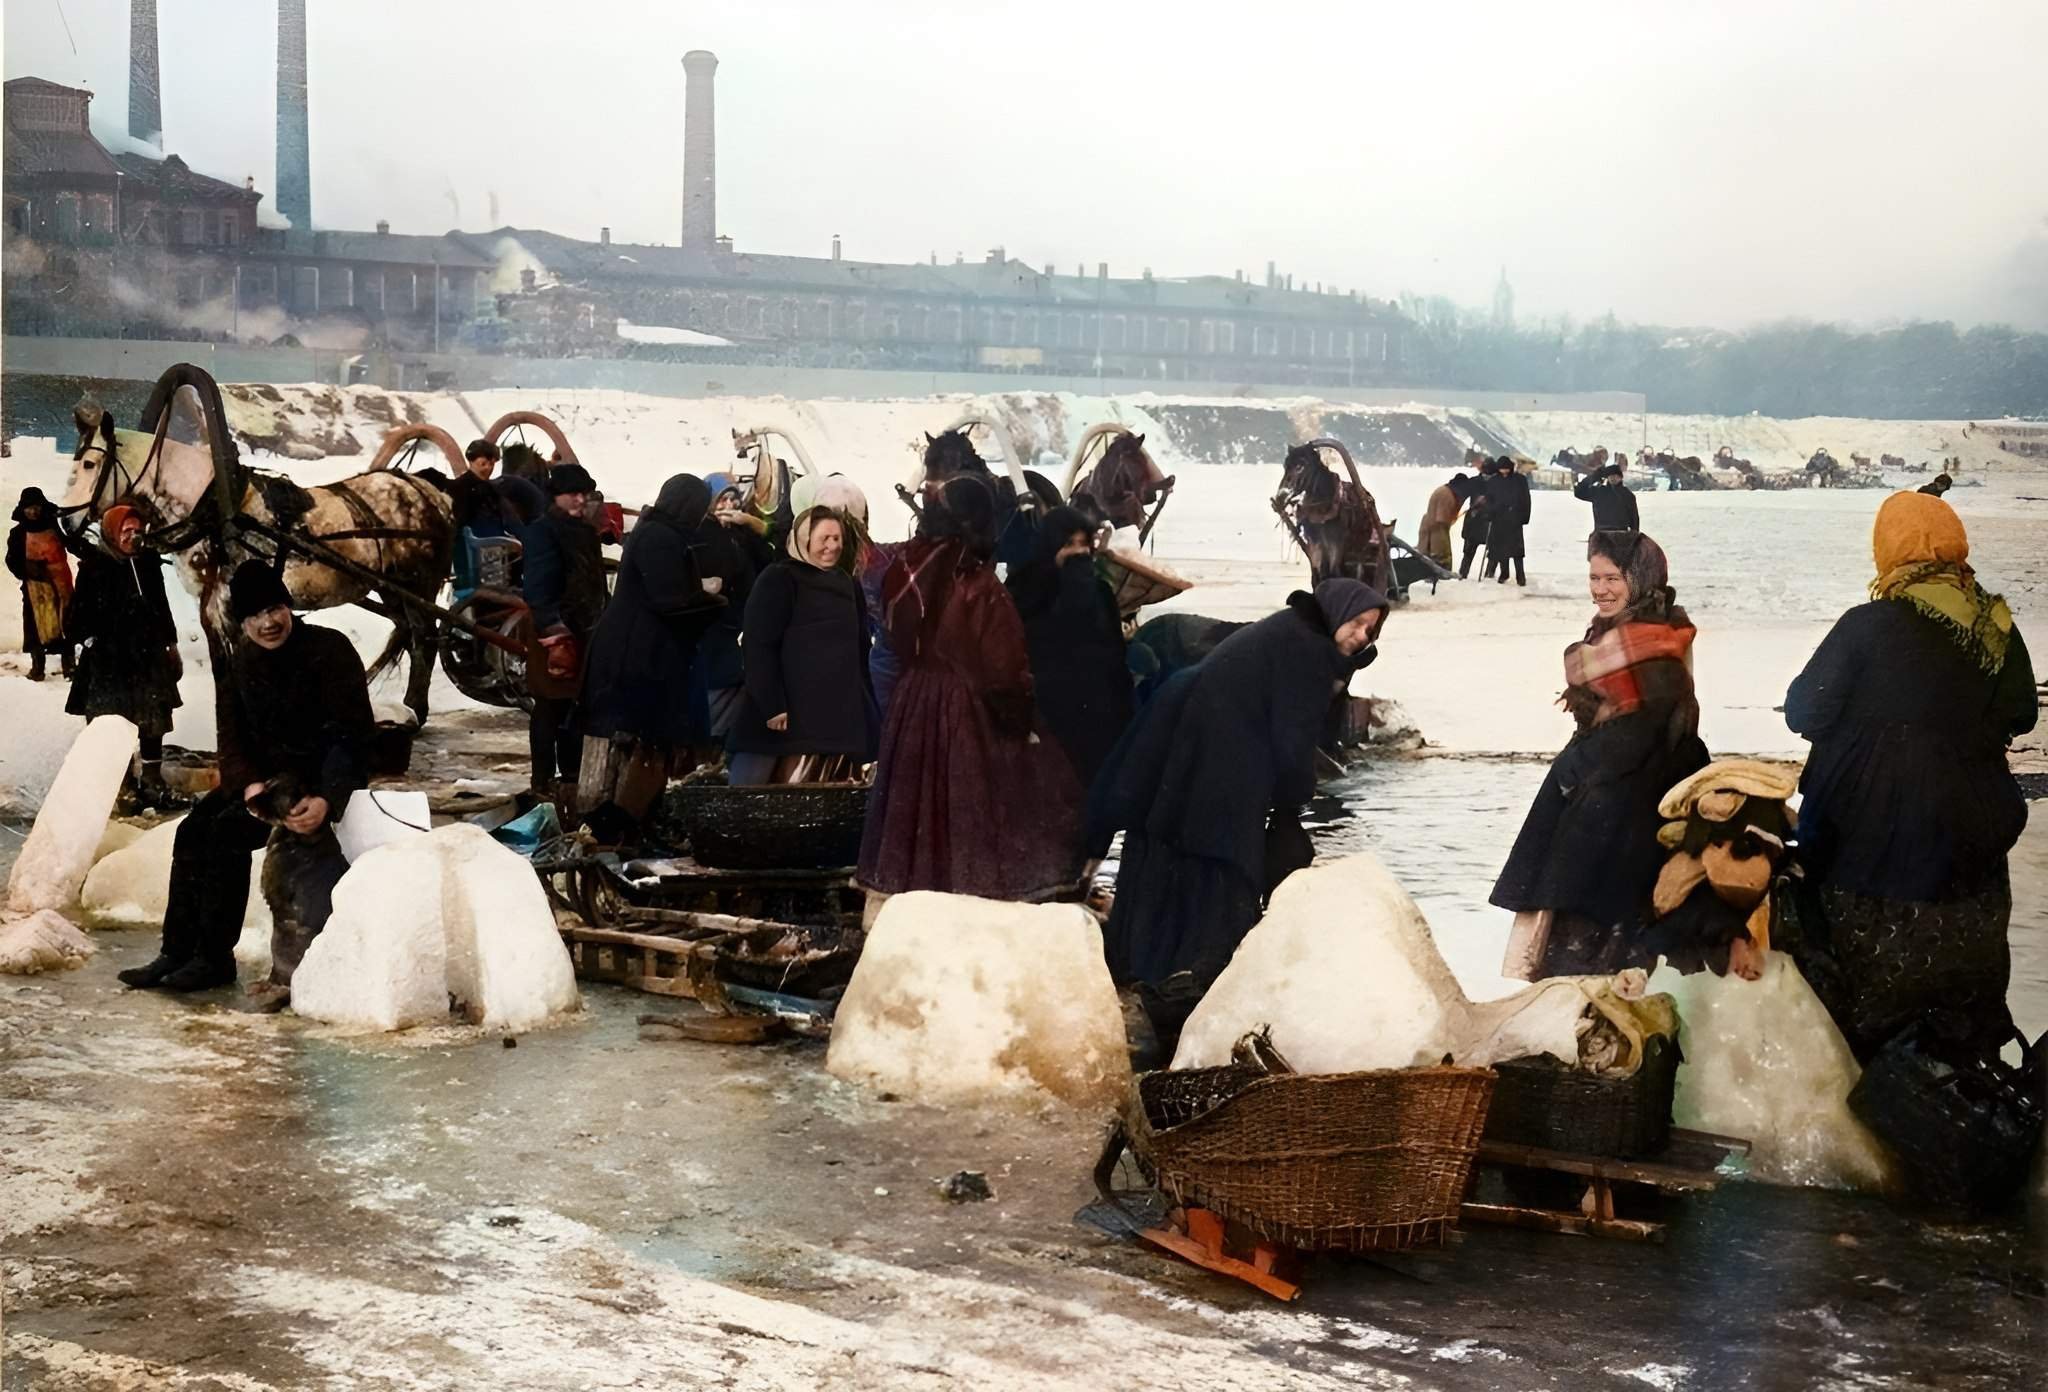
228 561 294 620
546 462 598 496
11 486 53 523
465 438 501 463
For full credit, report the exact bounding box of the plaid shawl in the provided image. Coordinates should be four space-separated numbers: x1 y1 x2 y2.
1561 619 1696 729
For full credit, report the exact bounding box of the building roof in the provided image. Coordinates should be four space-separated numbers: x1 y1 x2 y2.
3 124 119 181
251 229 493 268
3 76 92 98
112 151 259 203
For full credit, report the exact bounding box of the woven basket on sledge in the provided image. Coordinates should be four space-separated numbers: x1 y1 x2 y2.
656 783 869 870
1114 1063 1496 1253
1481 1034 1681 1159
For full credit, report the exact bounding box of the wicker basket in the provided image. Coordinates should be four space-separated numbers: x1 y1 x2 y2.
1481 1035 1681 1159
657 783 869 870
1120 1064 1496 1253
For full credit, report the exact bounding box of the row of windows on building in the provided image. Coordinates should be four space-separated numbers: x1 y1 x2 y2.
175 262 490 316
7 193 244 247
650 290 1395 361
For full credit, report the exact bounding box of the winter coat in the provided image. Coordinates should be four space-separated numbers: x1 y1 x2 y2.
65 545 182 734
857 537 1083 900
1460 488 1492 545
8 507 74 644
522 506 607 639
1786 600 2036 902
1483 469 1532 559
730 560 879 759
1417 482 1463 566
579 480 725 745
857 540 907 720
693 515 770 692
1008 552 1135 785
1490 617 1709 933
1088 593 1363 984
217 622 376 813
1574 470 1640 531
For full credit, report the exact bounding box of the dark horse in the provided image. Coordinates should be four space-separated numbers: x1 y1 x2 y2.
1272 441 1393 594
914 427 1061 565
1067 427 1174 536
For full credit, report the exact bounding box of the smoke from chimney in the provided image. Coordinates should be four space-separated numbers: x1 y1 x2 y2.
275 0 311 230
129 0 162 146
681 50 718 255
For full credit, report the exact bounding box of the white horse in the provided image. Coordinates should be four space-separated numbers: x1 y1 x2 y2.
62 365 456 723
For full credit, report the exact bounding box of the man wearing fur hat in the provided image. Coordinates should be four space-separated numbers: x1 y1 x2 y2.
118 561 374 995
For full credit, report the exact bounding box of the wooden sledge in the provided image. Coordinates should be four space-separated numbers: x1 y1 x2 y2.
1460 1128 1751 1243
1138 1207 1305 1302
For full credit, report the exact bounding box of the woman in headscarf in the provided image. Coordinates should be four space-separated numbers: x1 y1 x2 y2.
815 476 909 722
66 505 183 808
1087 579 1390 1003
1491 530 1709 979
728 507 879 785
857 475 1084 903
1783 492 2035 1061
1005 505 1133 785
577 473 726 827
7 486 74 680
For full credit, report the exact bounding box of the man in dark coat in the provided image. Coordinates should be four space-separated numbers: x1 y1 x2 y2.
1006 506 1134 785
1483 457 1532 586
118 562 374 994
1916 472 1954 497
1573 461 1640 531
578 474 726 822
8 486 74 679
521 462 608 799
1087 580 1389 1015
65 505 183 809
1457 463 1494 579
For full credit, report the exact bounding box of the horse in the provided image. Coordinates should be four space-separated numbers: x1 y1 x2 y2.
63 364 456 724
1272 439 1393 593
1553 446 1609 478
1064 425 1174 536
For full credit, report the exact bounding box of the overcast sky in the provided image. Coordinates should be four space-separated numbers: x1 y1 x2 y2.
8 0 2046 330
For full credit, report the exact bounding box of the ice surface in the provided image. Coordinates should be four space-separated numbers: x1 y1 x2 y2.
291 823 578 1032
6 717 139 915
79 817 273 941
1648 956 1893 1190
0 909 97 974
827 893 1131 1109
1174 854 1588 1073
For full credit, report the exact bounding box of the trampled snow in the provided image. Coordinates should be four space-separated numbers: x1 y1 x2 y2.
291 823 578 1032
828 893 1131 1109
0 909 97 974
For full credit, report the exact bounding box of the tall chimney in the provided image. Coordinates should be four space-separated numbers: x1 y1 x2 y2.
275 0 311 230
681 49 718 255
129 0 162 145
831 234 842 262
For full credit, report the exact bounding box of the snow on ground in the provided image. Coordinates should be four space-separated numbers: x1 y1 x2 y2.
615 319 737 348
1490 409 2007 475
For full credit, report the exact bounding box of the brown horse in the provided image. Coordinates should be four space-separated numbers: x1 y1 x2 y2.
1064 425 1174 536
1272 440 1392 593
63 364 455 723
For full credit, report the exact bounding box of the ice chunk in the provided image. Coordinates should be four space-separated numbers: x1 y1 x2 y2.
79 817 272 942
333 788 430 863
93 819 146 865
0 909 97 974
1648 955 1892 1191
6 717 139 914
292 824 578 1032
827 893 1131 1109
1174 854 1587 1073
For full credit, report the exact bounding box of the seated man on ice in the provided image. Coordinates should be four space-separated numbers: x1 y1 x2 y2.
119 562 374 997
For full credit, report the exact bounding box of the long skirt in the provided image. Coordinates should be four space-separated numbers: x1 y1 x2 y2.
1101 831 1262 991
1788 872 2014 1062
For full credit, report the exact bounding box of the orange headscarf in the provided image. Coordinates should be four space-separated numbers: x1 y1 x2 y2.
1868 491 2011 673
1871 490 1967 581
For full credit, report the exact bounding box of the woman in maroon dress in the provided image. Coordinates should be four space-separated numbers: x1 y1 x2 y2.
857 476 1083 902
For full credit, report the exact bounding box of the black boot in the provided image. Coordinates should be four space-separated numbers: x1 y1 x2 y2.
117 953 184 989
161 956 238 992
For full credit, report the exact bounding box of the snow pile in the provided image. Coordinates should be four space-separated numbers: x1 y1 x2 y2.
5 717 139 914
827 894 1131 1109
1174 854 1588 1073
0 910 97 974
291 823 578 1032
1648 956 1893 1190
81 817 273 936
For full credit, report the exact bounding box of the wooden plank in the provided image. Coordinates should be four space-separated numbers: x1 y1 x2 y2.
1459 1202 1666 1245
1475 1139 1725 1191
561 925 728 956
1138 1212 1303 1302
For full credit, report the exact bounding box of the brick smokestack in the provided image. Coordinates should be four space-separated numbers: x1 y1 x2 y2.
276 0 312 230
681 49 718 255
128 0 162 145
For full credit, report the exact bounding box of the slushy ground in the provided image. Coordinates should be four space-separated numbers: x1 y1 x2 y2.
5 473 2046 1389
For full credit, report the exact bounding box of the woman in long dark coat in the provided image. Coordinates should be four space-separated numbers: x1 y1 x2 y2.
1491 530 1709 978
1087 579 1389 994
1483 457 1532 585
729 507 878 785
578 474 725 819
1784 491 2035 1060
1005 505 1133 786
857 476 1084 903
66 505 182 806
